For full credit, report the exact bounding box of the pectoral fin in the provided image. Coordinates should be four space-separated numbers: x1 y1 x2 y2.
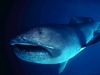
82 35 100 47
58 60 68 74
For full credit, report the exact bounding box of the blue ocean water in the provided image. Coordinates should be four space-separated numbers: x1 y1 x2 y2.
5 0 100 75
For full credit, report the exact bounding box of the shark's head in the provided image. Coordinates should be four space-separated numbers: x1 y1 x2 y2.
10 26 70 64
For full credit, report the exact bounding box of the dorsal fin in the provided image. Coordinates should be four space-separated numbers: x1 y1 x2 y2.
69 17 94 24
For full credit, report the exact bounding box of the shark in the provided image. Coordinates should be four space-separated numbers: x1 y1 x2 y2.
10 17 100 74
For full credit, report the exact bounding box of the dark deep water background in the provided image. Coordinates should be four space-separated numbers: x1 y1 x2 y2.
2 0 100 75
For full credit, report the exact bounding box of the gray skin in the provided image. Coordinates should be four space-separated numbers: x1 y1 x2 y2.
10 17 100 74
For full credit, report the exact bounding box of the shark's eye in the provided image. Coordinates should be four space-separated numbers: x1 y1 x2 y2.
38 28 42 34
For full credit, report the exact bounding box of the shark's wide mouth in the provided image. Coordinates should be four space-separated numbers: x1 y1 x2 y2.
13 44 52 56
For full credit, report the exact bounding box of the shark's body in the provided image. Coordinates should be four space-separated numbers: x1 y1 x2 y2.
10 17 100 74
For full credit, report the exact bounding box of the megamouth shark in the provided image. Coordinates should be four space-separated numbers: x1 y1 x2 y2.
10 17 100 74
